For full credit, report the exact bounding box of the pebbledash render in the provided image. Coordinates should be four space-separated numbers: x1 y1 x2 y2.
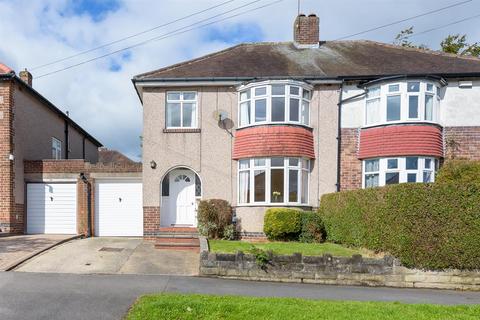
133 13 480 238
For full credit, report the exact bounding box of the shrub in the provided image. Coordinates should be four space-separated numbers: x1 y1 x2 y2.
197 199 233 239
299 211 325 243
263 208 302 240
319 183 480 270
436 160 480 184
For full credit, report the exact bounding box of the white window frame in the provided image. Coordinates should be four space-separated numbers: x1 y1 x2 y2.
237 80 312 128
364 80 441 127
52 137 62 160
362 156 437 188
165 91 198 129
237 157 310 206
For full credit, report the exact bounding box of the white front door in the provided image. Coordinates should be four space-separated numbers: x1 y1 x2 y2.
169 169 196 226
26 183 77 234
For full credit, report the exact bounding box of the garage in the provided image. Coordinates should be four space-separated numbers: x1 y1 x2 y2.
26 183 77 234
94 180 143 237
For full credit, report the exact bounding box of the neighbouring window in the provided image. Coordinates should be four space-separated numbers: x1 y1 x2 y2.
166 91 197 128
363 156 437 188
364 81 441 126
52 137 62 160
238 81 311 127
238 157 310 205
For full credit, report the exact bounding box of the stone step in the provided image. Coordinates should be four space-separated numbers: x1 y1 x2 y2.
156 233 199 239
155 237 200 251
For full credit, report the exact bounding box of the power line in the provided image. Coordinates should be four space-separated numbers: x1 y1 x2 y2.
335 0 472 40
31 0 237 71
398 13 480 40
36 0 284 79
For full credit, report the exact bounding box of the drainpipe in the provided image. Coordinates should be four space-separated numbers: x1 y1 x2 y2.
336 82 369 192
64 120 69 159
80 173 91 237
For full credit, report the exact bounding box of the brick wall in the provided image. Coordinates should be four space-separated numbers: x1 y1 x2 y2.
0 80 18 233
339 128 362 190
143 206 160 241
444 126 480 160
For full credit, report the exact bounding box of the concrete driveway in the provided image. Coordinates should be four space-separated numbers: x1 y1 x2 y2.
0 234 77 271
15 237 199 276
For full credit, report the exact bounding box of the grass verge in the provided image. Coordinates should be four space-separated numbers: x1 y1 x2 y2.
209 240 367 257
126 293 480 320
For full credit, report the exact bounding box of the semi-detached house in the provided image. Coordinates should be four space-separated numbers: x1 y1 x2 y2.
133 14 480 239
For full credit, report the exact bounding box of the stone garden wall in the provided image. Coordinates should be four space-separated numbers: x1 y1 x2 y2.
199 239 480 291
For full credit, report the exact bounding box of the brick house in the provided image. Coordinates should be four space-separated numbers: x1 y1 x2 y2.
132 13 480 238
1 65 142 237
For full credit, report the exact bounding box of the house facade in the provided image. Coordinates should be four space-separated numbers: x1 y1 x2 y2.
133 14 480 238
0 65 102 234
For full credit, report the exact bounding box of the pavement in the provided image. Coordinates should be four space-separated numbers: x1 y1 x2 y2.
0 234 77 271
15 237 199 276
0 272 480 320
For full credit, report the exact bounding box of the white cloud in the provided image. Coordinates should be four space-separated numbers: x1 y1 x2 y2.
0 0 478 160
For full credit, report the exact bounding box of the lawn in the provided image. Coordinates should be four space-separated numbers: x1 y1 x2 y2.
126 293 480 320
208 240 367 257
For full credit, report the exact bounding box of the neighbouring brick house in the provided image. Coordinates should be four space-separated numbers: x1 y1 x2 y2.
132 13 480 239
1 64 142 237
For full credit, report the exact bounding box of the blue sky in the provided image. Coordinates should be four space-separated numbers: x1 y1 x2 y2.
0 0 479 160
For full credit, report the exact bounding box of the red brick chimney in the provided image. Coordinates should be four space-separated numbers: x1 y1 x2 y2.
19 69 32 86
293 13 319 48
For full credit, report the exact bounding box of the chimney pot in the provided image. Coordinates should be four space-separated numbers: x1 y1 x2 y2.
293 13 319 48
19 68 33 86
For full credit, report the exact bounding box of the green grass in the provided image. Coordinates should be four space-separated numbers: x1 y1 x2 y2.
209 240 364 257
126 293 480 320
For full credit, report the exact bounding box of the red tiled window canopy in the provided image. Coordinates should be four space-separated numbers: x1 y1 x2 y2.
233 125 315 160
358 124 443 159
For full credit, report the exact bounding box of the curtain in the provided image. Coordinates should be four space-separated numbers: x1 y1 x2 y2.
240 102 250 126
239 171 250 203
366 98 380 125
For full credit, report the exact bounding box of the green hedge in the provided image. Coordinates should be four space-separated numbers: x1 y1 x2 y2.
436 160 480 184
319 183 480 270
263 208 303 240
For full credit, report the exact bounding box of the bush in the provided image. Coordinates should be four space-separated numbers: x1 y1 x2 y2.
436 160 480 184
263 208 302 241
197 199 233 239
319 183 480 270
299 211 325 243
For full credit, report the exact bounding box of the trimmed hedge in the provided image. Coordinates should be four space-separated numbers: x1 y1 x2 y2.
299 211 325 243
318 183 480 270
436 160 480 184
263 208 303 240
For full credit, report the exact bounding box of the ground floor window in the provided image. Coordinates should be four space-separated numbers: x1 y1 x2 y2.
363 156 438 188
238 157 310 205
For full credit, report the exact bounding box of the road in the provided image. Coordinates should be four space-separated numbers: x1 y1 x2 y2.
1 272 479 320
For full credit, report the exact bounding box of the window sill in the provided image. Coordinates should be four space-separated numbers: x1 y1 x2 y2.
236 203 311 207
163 128 201 133
361 121 441 129
237 123 313 131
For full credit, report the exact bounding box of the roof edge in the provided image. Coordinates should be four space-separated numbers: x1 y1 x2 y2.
1 75 102 147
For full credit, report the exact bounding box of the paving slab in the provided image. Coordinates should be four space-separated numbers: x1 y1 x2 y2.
0 234 76 271
16 237 199 276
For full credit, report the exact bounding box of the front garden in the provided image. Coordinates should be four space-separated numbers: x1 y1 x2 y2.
126 293 480 320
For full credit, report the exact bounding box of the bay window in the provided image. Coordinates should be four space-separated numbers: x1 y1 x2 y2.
363 157 438 188
238 81 311 127
238 157 310 205
166 91 197 128
364 81 441 126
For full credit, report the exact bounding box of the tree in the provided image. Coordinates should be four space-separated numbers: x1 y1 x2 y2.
440 34 480 57
393 27 429 50
393 27 480 57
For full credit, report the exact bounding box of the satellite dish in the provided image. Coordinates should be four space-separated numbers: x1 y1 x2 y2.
213 109 229 121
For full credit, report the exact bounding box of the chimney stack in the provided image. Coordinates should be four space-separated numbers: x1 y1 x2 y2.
293 13 319 48
19 69 32 86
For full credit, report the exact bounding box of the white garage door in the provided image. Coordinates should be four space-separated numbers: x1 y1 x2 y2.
95 180 143 237
26 183 77 234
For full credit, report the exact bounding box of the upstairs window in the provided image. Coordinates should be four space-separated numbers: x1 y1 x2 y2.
364 81 441 126
166 92 197 128
52 137 62 160
238 81 311 127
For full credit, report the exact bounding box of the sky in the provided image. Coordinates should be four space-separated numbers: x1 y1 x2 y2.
0 0 479 161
